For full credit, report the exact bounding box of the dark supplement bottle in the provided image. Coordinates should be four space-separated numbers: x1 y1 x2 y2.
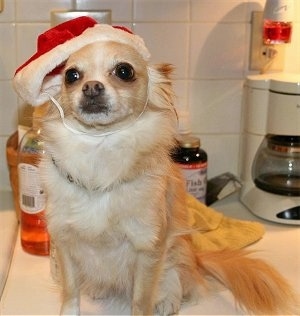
172 135 208 204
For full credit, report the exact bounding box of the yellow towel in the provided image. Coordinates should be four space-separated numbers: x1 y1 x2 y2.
187 194 265 251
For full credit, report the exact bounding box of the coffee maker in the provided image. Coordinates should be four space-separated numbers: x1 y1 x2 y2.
240 73 300 225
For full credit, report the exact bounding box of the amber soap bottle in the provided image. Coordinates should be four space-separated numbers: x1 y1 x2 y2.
18 107 49 255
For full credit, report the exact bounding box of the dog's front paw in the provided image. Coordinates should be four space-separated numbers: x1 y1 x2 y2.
155 298 181 316
60 299 80 316
155 269 182 315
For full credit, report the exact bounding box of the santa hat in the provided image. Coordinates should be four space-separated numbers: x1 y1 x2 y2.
13 16 150 106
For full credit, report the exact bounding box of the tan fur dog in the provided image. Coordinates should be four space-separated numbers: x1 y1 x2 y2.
36 40 299 315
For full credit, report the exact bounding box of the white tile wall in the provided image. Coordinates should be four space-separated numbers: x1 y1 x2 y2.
16 0 73 22
133 0 189 22
189 79 243 134
189 22 247 79
190 0 248 22
0 23 16 80
0 0 300 190
134 22 189 77
76 0 133 22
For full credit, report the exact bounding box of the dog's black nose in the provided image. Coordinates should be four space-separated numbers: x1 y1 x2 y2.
82 81 104 97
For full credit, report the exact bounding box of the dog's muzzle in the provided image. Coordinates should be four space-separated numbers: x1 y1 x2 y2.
81 81 109 114
42 90 149 137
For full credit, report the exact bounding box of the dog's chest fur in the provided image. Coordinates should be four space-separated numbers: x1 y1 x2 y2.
40 113 176 296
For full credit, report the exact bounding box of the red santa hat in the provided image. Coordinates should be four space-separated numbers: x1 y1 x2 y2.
13 16 150 106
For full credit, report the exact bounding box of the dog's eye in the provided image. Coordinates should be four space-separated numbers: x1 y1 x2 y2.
65 68 81 84
114 63 135 81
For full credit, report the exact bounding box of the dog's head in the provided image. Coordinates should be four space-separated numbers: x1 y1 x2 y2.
60 41 176 130
60 41 150 127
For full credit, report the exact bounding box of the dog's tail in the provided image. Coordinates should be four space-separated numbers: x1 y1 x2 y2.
196 249 299 315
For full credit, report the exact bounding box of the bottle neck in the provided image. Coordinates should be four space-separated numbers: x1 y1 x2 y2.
32 105 47 130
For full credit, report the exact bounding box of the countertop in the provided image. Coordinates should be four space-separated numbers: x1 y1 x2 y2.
0 192 299 315
0 191 18 300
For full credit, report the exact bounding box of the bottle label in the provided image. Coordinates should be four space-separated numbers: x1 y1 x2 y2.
178 162 207 204
18 163 46 214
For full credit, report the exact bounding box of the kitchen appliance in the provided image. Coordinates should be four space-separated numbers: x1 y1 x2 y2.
240 73 300 224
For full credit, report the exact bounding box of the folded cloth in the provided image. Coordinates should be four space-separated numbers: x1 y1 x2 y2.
186 194 265 251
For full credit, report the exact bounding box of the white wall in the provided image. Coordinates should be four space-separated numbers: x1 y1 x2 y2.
1 0 300 190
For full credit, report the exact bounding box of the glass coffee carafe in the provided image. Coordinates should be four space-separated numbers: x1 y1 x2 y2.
252 134 300 196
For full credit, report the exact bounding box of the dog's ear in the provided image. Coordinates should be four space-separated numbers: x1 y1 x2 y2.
147 64 176 113
155 63 174 79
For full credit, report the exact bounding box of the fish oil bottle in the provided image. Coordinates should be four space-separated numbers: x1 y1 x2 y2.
18 106 49 255
172 135 208 204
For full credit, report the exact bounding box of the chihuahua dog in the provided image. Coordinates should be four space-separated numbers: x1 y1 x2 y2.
38 40 298 315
